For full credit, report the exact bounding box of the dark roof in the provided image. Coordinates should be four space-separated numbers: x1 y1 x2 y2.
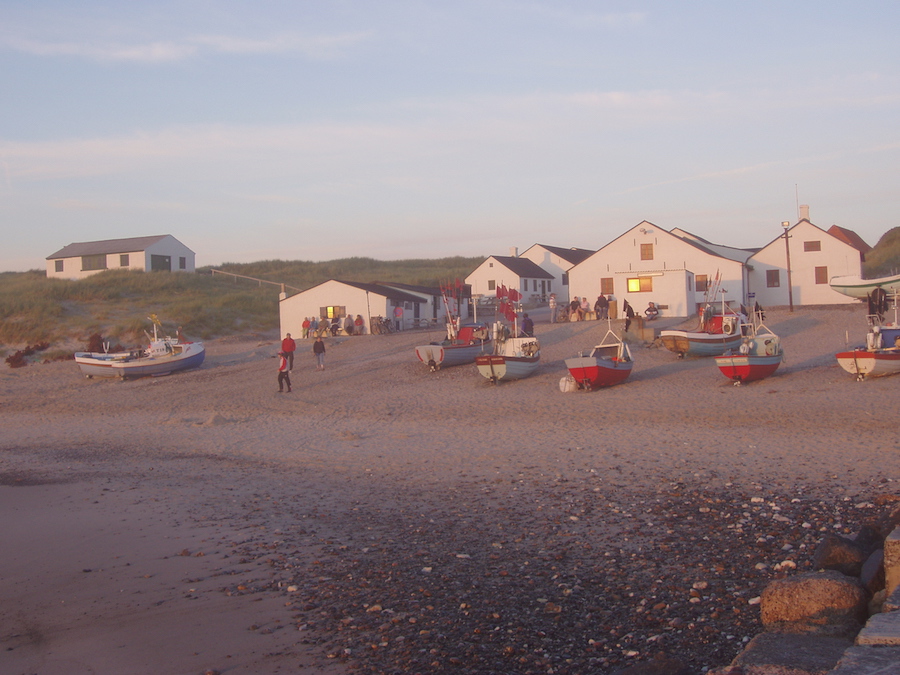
334 280 425 304
374 281 472 298
828 225 871 254
533 244 595 265
490 256 555 279
47 235 173 260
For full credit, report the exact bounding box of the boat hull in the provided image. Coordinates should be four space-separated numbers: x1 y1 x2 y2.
74 343 205 378
660 330 743 357
475 353 540 382
836 349 900 380
415 340 490 370
565 355 633 389
829 273 900 299
714 354 783 383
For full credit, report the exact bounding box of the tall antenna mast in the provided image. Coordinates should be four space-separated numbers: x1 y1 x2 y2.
795 184 800 220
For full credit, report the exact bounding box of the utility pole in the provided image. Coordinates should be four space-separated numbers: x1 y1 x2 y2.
782 221 794 312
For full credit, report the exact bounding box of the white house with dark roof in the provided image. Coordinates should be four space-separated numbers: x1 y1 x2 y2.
518 244 595 304
747 215 864 307
568 221 753 318
46 235 195 280
465 254 556 302
279 279 437 337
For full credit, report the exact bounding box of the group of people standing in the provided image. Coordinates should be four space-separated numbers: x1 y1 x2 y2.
549 293 614 322
277 332 327 393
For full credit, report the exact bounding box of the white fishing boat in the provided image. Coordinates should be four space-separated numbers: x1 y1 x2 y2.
475 323 540 384
74 315 205 379
835 288 900 380
829 272 900 300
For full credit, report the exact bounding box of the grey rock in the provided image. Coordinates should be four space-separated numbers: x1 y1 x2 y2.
730 632 853 675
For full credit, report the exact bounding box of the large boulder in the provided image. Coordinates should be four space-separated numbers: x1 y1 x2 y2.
859 548 885 595
760 570 867 636
810 533 868 577
610 653 691 675
728 632 853 675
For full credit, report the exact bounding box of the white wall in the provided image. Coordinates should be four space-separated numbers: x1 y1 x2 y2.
569 223 746 317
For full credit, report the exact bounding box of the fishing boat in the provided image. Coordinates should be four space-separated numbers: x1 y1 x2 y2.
714 308 783 385
415 322 491 371
74 315 205 379
828 272 900 300
475 323 540 383
563 326 633 390
660 282 747 358
835 288 900 380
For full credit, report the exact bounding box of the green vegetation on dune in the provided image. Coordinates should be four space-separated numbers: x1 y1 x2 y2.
211 255 482 289
863 227 900 278
0 256 484 348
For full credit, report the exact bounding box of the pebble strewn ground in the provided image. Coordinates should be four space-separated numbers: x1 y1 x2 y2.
210 471 893 674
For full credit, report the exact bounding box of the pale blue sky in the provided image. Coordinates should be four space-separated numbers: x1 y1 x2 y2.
2 1 898 271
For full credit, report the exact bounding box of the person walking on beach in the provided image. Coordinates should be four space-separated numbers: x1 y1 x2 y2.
277 351 292 393
623 299 636 333
281 333 296 370
548 293 557 323
301 317 311 339
393 304 404 331
313 336 326 370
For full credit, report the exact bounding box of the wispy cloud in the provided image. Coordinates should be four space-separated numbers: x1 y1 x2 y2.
5 36 196 62
2 31 371 63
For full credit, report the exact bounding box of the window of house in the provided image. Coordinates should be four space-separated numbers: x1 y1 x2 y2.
695 275 708 293
81 254 107 271
627 276 653 293
488 280 496 291
120 254 129 267
815 266 828 284
532 280 537 292
766 269 780 288
561 273 569 286
600 277 614 295
179 256 186 269
320 306 346 319
804 241 821 252
54 260 64 272
640 243 654 261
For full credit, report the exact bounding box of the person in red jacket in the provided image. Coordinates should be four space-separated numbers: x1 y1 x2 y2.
281 333 296 370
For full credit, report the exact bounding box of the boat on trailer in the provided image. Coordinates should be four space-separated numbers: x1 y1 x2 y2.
714 307 783 385
74 315 205 379
835 288 900 381
563 325 633 390
475 323 540 384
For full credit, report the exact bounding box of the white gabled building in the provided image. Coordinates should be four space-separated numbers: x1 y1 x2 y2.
518 244 595 304
465 255 556 303
46 235 196 280
747 212 865 307
279 279 432 337
568 221 753 318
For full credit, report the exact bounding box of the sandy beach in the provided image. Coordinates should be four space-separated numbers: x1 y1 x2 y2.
2 304 898 674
